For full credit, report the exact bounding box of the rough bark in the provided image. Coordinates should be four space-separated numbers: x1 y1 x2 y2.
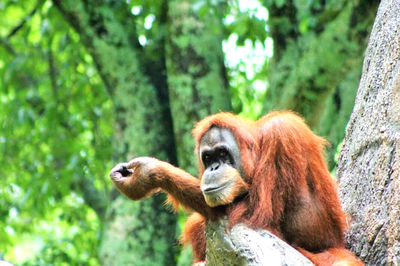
205 218 313 266
337 0 400 265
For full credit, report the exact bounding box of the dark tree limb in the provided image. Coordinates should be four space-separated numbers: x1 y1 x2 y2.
0 38 16 55
7 1 44 39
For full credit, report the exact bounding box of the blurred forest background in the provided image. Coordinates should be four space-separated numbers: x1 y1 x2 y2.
0 0 379 265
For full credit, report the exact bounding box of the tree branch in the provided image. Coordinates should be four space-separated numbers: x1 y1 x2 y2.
0 1 45 55
47 38 59 102
0 38 16 55
7 1 44 39
205 218 313 265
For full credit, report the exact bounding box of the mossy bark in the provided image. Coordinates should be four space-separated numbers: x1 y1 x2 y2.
53 1 232 264
263 0 379 168
165 2 231 264
166 0 231 175
53 1 178 265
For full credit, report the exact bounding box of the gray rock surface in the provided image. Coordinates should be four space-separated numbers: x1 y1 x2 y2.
205 219 313 266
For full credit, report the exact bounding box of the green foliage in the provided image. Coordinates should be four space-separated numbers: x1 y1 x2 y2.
227 12 267 46
0 0 377 264
0 1 111 263
50 1 180 264
224 0 270 119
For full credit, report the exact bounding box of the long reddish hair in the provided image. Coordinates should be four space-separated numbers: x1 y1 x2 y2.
229 112 345 235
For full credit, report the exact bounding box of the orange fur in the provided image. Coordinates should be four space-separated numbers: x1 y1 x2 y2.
299 248 363 265
186 111 362 265
111 111 362 265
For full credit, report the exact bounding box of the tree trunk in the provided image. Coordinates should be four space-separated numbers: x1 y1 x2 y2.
337 0 400 264
263 0 379 168
53 1 233 264
166 0 231 175
165 2 232 263
52 1 178 265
